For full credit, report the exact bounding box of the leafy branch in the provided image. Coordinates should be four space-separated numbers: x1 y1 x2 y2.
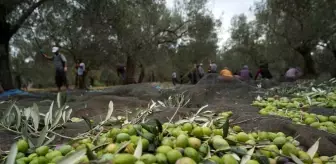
0 93 72 149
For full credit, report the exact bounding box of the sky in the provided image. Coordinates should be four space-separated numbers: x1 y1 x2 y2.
166 0 257 47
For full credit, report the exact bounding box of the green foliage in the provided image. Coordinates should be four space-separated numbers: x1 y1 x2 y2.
7 0 220 85
0 93 72 149
100 69 119 86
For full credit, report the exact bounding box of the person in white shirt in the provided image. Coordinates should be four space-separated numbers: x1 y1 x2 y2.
208 60 217 73
172 72 177 86
77 59 86 89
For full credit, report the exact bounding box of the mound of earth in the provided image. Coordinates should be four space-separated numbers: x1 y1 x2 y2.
1 79 336 156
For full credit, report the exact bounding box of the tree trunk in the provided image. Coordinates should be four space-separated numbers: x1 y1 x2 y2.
0 43 14 90
0 17 14 90
332 50 336 60
151 71 155 82
0 0 49 91
296 47 316 76
138 64 145 83
331 50 336 77
125 55 136 84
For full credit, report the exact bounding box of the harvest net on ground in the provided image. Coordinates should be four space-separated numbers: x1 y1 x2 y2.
0 78 336 164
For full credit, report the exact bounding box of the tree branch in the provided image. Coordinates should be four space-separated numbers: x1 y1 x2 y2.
154 20 192 39
9 0 49 37
157 29 189 45
267 23 299 50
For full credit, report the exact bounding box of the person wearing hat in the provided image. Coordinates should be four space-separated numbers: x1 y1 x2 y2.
239 65 253 81
43 47 69 91
197 63 205 79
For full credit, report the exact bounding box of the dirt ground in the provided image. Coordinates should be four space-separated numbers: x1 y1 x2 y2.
0 76 336 155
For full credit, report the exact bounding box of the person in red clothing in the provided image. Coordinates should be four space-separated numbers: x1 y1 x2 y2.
255 63 273 80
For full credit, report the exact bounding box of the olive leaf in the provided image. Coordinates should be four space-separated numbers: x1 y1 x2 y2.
104 101 114 122
65 109 72 122
134 137 143 159
45 101 54 126
157 100 166 107
56 92 67 108
52 107 63 128
175 119 190 125
92 143 109 151
202 159 217 164
115 141 131 154
21 122 34 148
141 123 157 134
206 145 211 159
23 107 31 120
222 119 229 138
45 112 50 127
306 138 320 159
36 125 48 147
136 128 155 142
240 147 255 164
49 101 54 122
58 149 87 164
202 121 210 127
31 103 40 131
13 104 21 130
82 116 93 130
86 145 97 160
6 114 16 126
62 108 72 124
43 135 55 146
194 116 210 123
57 92 62 108
5 143 17 164
194 104 209 117
231 153 241 161
255 152 270 164
290 153 304 164
1 102 15 124
153 119 162 133
306 96 312 105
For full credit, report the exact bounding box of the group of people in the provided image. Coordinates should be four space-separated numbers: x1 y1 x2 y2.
19 46 303 91
42 47 86 91
220 64 302 82
171 61 218 86
172 61 303 85
43 46 129 91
